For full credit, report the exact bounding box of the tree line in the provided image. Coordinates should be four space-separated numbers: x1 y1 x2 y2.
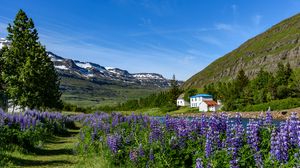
97 75 182 112
203 63 300 111
0 10 62 111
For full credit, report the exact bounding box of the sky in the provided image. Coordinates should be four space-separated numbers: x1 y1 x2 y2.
0 1 300 80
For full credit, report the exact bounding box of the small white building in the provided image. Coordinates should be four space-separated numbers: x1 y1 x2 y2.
7 100 28 113
199 100 222 112
190 94 213 108
176 94 189 107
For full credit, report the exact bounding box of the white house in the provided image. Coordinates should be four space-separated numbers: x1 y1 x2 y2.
190 94 213 108
176 94 189 107
7 100 28 113
199 100 222 112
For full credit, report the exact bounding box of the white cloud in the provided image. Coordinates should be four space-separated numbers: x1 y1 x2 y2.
231 4 237 14
197 36 224 48
215 23 233 31
252 15 262 26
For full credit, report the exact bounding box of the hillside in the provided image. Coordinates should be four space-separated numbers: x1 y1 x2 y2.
183 13 300 89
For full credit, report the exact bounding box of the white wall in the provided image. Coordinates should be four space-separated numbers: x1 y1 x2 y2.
190 97 213 108
199 102 208 112
177 99 186 106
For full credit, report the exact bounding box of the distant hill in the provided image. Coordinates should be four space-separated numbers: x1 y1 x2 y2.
183 13 300 89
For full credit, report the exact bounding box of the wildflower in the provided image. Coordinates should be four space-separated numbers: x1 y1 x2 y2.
195 158 203 168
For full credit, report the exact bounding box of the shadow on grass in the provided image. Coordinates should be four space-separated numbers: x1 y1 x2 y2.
2 154 73 167
32 147 74 156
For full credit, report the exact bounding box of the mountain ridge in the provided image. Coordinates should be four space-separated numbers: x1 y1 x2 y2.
48 51 178 88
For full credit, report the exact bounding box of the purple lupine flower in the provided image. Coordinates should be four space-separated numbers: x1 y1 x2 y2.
265 109 273 126
226 113 245 168
246 120 262 167
205 127 213 157
149 148 154 161
258 112 264 126
287 112 298 147
107 134 121 154
139 143 145 157
149 119 163 143
270 123 289 163
129 149 138 162
195 158 203 168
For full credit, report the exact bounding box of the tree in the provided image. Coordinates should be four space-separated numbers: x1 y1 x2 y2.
1 9 62 110
0 47 7 108
235 69 249 90
184 88 197 102
169 74 181 105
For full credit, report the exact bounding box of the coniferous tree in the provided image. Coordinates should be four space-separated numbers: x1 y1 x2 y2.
1 9 62 110
169 74 181 105
235 69 249 90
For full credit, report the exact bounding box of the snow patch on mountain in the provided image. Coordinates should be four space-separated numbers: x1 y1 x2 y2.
133 73 165 80
0 38 10 49
55 65 69 70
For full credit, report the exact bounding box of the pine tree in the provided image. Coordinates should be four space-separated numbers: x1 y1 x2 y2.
169 74 181 105
2 9 62 110
235 69 249 90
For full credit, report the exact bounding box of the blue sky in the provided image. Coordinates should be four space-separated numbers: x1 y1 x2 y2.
0 0 300 80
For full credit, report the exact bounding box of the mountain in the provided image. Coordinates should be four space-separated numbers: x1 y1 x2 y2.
182 13 300 89
49 51 183 106
1 41 181 106
48 51 175 88
0 38 10 48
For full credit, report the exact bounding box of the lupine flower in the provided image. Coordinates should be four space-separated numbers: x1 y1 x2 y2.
265 109 273 126
271 123 289 163
195 158 203 168
246 120 262 167
149 148 154 161
107 134 121 154
149 119 163 143
139 143 145 157
130 149 138 162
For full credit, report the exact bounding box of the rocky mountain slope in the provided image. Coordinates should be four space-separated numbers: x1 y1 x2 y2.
183 13 300 89
49 51 174 88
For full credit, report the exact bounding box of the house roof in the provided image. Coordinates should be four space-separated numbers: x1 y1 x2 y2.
203 100 218 107
177 93 185 99
190 94 212 98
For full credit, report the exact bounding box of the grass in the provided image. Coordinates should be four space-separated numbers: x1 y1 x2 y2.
0 122 110 168
60 77 163 107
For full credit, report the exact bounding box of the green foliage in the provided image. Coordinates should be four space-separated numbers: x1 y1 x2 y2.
204 64 300 111
1 9 62 110
183 88 197 102
238 98 300 111
96 76 183 112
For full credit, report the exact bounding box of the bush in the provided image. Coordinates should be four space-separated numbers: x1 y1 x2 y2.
238 97 300 111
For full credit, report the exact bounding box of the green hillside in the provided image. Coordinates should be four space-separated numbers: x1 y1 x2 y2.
60 77 164 107
183 13 300 89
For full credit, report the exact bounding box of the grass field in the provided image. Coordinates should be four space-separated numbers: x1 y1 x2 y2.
60 77 164 107
0 122 110 168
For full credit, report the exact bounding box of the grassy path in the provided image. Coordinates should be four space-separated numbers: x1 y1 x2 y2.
3 129 81 168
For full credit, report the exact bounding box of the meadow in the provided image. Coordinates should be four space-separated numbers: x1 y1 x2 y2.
1 109 300 168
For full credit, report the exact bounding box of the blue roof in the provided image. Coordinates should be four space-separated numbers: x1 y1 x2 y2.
190 94 212 98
